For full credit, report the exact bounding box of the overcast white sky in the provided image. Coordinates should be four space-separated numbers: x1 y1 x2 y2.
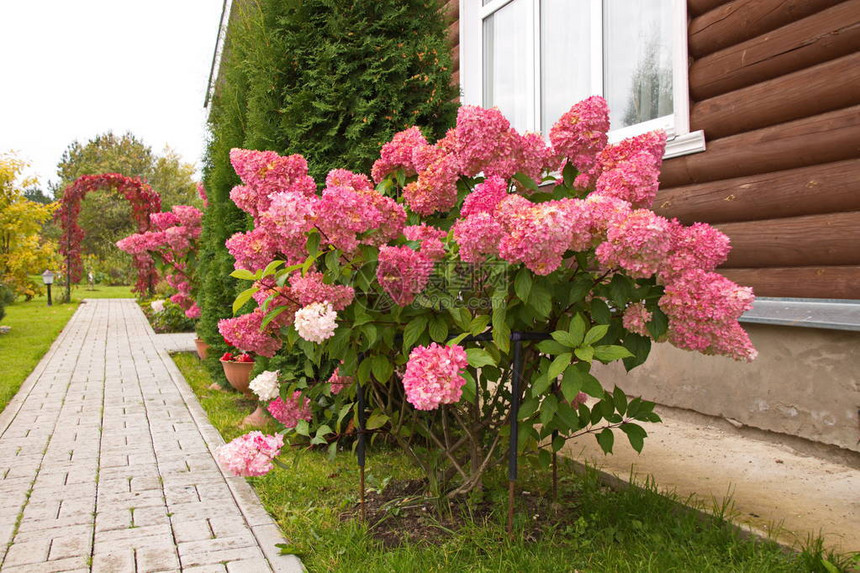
0 0 225 192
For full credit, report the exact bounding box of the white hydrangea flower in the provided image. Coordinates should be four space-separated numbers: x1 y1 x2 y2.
294 301 337 344
150 299 166 313
249 370 280 401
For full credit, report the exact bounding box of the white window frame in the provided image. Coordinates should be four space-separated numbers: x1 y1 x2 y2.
460 0 705 159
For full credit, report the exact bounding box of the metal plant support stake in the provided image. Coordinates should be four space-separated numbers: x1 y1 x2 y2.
507 333 523 537
357 380 367 523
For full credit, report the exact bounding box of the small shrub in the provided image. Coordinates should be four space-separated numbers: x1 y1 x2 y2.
144 300 195 333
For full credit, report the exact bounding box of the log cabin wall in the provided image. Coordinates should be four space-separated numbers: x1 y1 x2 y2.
442 0 460 87
656 0 860 299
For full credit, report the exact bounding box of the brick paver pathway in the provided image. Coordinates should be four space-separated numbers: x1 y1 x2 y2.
0 300 302 573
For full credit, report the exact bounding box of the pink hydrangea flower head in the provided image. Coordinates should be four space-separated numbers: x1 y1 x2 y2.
404 224 448 261
150 211 181 231
360 191 407 246
403 154 460 216
411 141 447 173
116 232 165 256
452 213 504 263
659 269 756 361
376 245 435 306
556 198 594 252
326 168 373 192
597 130 666 174
371 126 429 183
258 191 317 242
172 205 203 229
402 343 469 410
495 196 575 275
549 96 610 173
622 302 652 337
267 392 312 428
230 149 317 197
583 194 632 241
661 221 732 281
215 431 284 477
316 186 383 252
594 147 665 208
185 303 201 320
225 228 278 272
229 185 267 219
289 271 355 311
513 131 555 188
452 105 511 177
164 226 191 255
461 176 508 218
595 209 673 279
217 310 282 357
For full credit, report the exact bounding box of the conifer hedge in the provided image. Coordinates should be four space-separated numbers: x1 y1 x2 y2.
198 0 458 381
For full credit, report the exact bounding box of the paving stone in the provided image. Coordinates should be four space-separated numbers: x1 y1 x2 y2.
47 532 92 561
2 538 51 566
136 546 182 572
92 550 135 573
227 557 274 572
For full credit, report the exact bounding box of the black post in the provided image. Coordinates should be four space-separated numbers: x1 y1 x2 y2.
507 332 523 536
357 381 367 522
551 382 559 501
46 284 52 307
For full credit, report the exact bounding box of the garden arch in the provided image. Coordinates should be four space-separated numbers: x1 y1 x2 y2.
56 173 162 301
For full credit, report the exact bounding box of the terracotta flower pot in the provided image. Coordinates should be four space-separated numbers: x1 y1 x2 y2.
220 359 255 398
194 338 209 360
241 404 269 429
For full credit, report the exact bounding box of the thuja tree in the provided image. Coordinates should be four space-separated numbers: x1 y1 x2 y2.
198 0 458 381
213 98 757 498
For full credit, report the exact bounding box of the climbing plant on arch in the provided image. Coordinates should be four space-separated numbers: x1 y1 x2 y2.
56 173 162 299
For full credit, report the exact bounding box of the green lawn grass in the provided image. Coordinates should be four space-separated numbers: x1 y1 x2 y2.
0 299 78 413
174 353 853 573
0 283 136 413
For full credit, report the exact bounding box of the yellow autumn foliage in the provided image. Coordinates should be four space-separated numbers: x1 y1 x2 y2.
0 153 59 298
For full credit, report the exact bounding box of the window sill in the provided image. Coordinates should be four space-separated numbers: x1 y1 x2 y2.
664 130 706 160
739 297 860 332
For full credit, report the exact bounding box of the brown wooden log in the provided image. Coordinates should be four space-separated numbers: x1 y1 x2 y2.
691 52 860 139
689 0 842 58
714 212 860 268
447 19 460 48
660 105 860 188
689 0 860 100
655 159 860 224
440 0 459 23
720 266 860 299
688 0 731 17
451 45 460 73
451 70 460 87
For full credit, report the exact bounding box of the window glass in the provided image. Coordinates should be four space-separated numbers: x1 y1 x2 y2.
603 0 674 130
483 0 532 131
541 0 592 134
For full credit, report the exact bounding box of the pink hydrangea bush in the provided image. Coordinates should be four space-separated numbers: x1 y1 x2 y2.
221 95 758 498
117 204 204 318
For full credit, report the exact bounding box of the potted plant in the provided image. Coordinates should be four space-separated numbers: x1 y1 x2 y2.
219 351 255 397
194 337 209 360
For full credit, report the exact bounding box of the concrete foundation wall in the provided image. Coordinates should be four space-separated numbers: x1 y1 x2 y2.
592 324 860 453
